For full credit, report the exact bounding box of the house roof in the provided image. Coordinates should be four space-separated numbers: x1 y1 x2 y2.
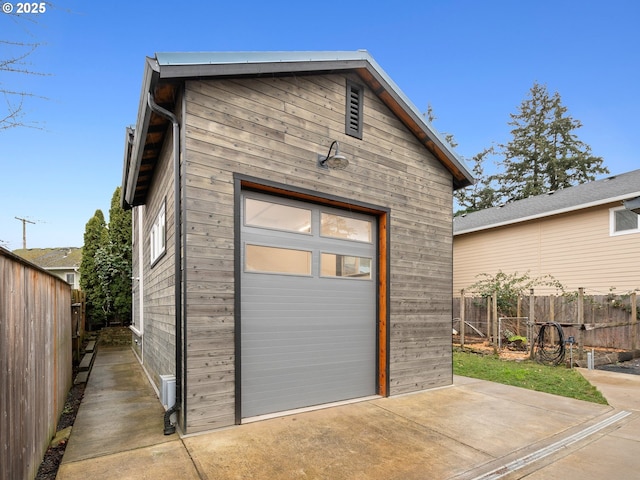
454 169 640 235
122 50 474 208
12 247 83 269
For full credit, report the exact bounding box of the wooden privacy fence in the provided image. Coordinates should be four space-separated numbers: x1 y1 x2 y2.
454 288 639 353
0 248 73 480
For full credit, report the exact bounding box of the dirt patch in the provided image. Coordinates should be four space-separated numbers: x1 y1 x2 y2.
35 382 85 480
455 341 531 361
455 340 626 363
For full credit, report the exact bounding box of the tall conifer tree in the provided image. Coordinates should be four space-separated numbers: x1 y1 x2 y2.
454 148 500 215
79 210 107 328
496 82 608 201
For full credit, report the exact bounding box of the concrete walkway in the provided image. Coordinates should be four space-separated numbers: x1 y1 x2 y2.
57 347 640 479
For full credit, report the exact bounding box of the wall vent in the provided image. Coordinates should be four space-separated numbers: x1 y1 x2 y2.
345 80 363 139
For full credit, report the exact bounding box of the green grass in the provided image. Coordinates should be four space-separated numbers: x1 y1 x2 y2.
453 349 608 405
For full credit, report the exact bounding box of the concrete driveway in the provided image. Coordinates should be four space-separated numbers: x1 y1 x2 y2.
57 347 640 479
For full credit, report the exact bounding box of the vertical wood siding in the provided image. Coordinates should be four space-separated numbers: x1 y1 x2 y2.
0 250 72 480
180 73 454 433
454 205 640 295
136 123 179 398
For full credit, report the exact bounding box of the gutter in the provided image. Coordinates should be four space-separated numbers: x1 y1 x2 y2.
146 92 183 435
624 196 640 214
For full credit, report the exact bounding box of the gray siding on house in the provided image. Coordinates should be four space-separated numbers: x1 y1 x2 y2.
138 120 179 397
182 73 453 433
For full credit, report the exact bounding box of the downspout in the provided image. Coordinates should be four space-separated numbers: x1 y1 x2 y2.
146 92 182 435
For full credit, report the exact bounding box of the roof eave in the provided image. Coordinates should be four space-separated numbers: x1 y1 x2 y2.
123 57 160 207
123 51 474 206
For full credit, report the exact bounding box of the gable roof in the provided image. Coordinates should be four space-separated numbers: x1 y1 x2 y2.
12 247 83 269
454 169 640 235
122 50 474 208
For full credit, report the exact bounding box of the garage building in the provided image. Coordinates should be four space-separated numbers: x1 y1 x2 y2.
121 50 473 434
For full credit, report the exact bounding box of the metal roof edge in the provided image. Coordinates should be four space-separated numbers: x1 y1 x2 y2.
153 50 473 187
155 50 373 66
454 191 640 235
155 51 372 79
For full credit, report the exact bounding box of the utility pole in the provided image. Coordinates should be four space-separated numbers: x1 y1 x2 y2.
15 217 36 249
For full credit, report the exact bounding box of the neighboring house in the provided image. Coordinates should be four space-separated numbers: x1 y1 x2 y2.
453 169 640 295
121 50 473 434
13 247 82 289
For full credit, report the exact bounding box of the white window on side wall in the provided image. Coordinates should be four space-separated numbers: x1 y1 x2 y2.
610 206 640 236
150 200 166 265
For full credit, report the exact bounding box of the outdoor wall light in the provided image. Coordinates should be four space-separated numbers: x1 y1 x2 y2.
318 141 349 170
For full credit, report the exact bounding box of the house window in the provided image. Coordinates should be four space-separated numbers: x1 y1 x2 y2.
320 253 372 279
66 273 75 285
244 198 311 234
321 213 372 242
345 80 363 139
245 244 312 276
150 201 166 265
610 206 640 236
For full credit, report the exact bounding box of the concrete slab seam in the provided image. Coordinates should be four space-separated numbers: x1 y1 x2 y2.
470 410 632 480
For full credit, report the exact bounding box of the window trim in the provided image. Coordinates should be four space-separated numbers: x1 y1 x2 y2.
130 206 145 337
609 206 640 236
150 200 166 266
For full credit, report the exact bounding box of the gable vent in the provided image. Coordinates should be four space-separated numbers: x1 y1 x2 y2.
345 80 363 139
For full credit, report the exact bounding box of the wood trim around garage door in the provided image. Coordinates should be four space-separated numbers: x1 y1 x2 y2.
234 174 390 400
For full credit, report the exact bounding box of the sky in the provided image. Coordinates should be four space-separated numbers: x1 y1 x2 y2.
1 0 638 250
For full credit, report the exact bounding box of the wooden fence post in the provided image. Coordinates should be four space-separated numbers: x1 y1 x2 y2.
493 291 498 352
529 288 535 359
486 296 491 340
578 287 585 359
460 289 465 348
550 294 556 345
631 292 637 351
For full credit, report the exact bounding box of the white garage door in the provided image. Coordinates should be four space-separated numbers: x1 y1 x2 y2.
240 191 377 418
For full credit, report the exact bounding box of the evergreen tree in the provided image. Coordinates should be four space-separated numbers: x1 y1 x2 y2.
105 187 132 324
496 82 608 201
79 210 107 328
454 148 500 215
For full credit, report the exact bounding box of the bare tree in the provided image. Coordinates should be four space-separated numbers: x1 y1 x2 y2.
1 7 52 130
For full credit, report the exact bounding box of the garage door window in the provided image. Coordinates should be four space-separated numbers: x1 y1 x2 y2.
245 198 311 234
321 213 371 242
245 244 312 275
321 253 371 279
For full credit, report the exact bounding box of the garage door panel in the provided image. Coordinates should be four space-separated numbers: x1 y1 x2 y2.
241 363 375 415
241 192 376 418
